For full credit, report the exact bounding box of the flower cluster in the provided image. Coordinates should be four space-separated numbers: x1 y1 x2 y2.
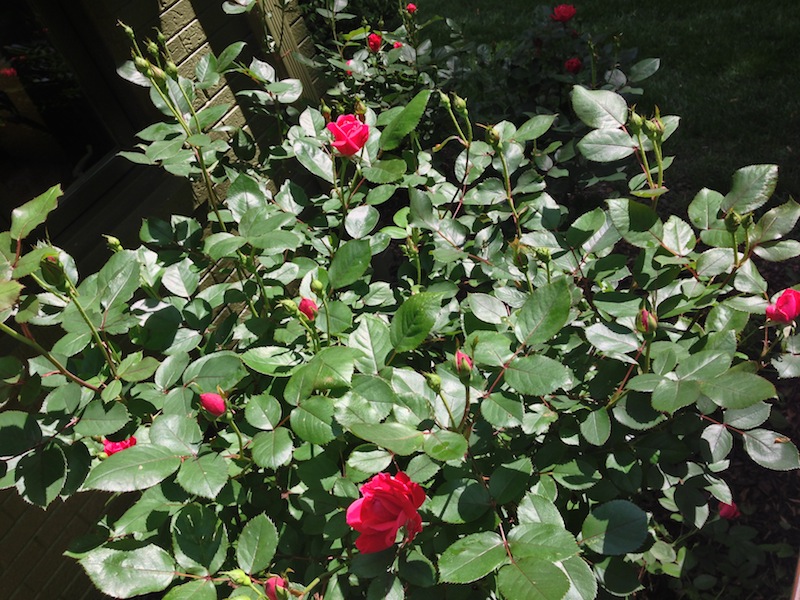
346 471 425 553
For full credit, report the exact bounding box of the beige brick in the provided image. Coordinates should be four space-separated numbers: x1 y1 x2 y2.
160 0 197 38
179 20 208 56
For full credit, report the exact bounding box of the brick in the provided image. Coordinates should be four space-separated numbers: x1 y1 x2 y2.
160 0 196 38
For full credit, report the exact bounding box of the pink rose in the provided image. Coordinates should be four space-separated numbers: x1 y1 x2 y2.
551 4 577 22
393 41 403 49
299 297 318 320
719 501 741 520
200 392 226 417
367 32 382 52
455 350 473 374
346 59 354 76
265 576 287 600
406 3 417 14
346 471 425 553
766 288 800 324
103 436 136 456
564 57 582 74
326 114 370 156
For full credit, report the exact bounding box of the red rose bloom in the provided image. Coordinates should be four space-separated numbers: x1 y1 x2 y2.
265 576 287 600
406 3 417 13
564 57 582 74
0 67 17 78
200 392 226 417
719 501 741 520
346 471 425 553
766 288 800 324
299 297 318 320
367 32 382 52
326 114 370 156
551 4 577 22
393 41 403 49
103 436 136 456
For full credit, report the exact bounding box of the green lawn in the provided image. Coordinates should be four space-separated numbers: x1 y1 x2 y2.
425 0 800 202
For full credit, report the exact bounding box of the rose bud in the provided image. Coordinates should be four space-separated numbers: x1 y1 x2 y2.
103 436 137 456
455 350 473 375
200 392 226 417
265 576 287 600
718 501 741 520
766 288 800 324
367 32 382 52
406 3 417 14
298 297 318 320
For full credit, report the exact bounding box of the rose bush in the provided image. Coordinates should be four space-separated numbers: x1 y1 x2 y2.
0 12 799 600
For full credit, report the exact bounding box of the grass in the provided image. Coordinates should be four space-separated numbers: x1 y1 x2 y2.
423 0 800 203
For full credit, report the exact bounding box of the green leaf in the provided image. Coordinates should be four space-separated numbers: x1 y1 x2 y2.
428 478 491 524
172 503 228 575
10 184 61 240
607 198 663 248
0 280 23 312
380 89 431 151
242 347 300 377
721 164 778 214
560 556 598 600
579 408 611 446
700 372 775 409
251 428 293 469
571 86 628 129
74 400 131 436
581 499 647 555
348 422 424 455
497 558 570 600
236 513 278 574
468 293 508 325
517 493 564 527
291 397 336 445
701 424 733 463
183 351 247 391
743 429 800 471
628 58 660 82
98 250 140 309
83 445 181 492
390 292 442 352
329 239 371 289
118 354 160 382
155 353 191 391
577 129 636 162
163 580 217 600
753 198 800 243
349 315 392 373
0 410 42 456
176 452 229 499
438 532 507 584
514 114 557 142
317 301 353 335
504 356 572 396
151 414 202 454
362 158 407 184
688 188 724 230
507 523 579 562
217 41 247 71
15 445 65 507
489 457 533 504
514 279 571 346
651 378 701 413
284 347 359 404
423 429 468 462
345 205 380 238
293 139 334 183
80 545 174 598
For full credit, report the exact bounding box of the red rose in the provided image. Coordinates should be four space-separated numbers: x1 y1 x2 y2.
346 59 354 76
299 297 318 320
265 576 287 600
367 32 382 52
326 114 370 156
346 471 425 553
455 350 473 374
719 501 741 520
766 288 800 324
200 392 226 417
551 4 577 22
406 3 417 13
103 436 136 456
393 41 403 49
0 67 17 78
564 57 582 74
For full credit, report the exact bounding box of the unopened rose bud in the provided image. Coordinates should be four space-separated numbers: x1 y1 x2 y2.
165 61 179 79
485 126 501 149
298 297 318 321
103 235 123 253
150 66 167 85
424 372 442 393
628 110 644 135
534 247 551 263
279 299 299 315
438 91 451 109
200 392 226 418
455 350 473 376
119 21 135 40
452 94 467 116
134 56 151 75
156 30 167 46
636 308 658 338
226 569 251 586
265 576 287 600
741 213 754 228
310 279 325 295
724 210 742 232
354 98 367 117
146 40 159 58
40 255 67 288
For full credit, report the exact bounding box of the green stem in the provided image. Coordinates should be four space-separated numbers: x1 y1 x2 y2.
65 284 118 379
230 418 246 461
0 322 100 392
